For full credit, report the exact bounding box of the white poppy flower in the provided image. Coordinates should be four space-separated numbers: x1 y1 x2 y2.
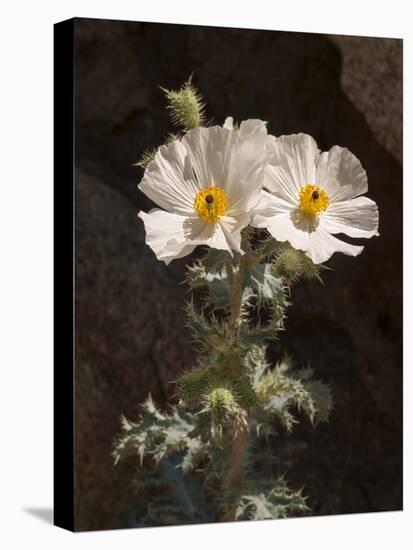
138 121 271 264
251 133 379 264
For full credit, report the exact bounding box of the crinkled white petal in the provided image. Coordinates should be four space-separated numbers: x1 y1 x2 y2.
180 216 216 243
307 229 364 264
238 119 268 138
250 191 366 264
223 117 268 138
266 212 311 252
207 224 234 254
218 213 251 254
251 191 310 250
182 213 250 256
316 145 368 202
265 133 319 196
251 190 295 224
138 209 196 264
264 164 300 207
223 116 234 130
182 124 269 217
226 132 272 216
321 196 379 238
181 125 233 191
139 139 198 216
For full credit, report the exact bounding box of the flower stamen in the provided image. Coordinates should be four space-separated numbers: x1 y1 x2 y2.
299 184 329 216
194 186 228 223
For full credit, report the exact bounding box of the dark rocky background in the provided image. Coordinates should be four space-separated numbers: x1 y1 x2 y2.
73 18 402 531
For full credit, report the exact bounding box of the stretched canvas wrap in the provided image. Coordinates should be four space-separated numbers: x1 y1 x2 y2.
54 17 403 532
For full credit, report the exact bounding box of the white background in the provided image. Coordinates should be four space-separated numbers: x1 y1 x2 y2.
0 0 410 548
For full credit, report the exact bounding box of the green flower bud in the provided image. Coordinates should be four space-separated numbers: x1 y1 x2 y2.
273 246 303 281
162 76 205 131
205 386 236 418
273 244 323 283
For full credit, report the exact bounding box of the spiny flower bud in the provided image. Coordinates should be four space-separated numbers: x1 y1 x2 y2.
273 247 303 281
205 386 237 419
273 244 323 283
162 76 205 131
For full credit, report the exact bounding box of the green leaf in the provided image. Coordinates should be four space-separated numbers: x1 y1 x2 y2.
206 270 230 307
186 253 233 309
113 396 199 467
235 478 308 520
252 359 332 430
301 379 333 423
201 248 232 272
185 300 232 352
244 262 285 304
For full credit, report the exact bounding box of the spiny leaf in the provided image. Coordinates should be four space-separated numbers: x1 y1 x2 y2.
253 359 332 430
200 247 233 272
185 300 233 352
186 261 230 309
243 262 285 305
113 397 200 468
301 379 333 424
235 478 308 520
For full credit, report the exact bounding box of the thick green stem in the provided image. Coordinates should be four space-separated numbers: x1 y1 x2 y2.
221 424 249 521
226 260 242 326
221 257 250 521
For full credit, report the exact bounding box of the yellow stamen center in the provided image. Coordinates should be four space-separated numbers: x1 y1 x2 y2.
299 184 330 216
194 186 228 223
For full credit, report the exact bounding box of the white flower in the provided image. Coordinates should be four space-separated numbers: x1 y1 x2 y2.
251 133 379 264
138 121 271 264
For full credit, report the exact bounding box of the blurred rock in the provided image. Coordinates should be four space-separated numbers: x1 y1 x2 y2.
74 170 194 530
330 35 402 162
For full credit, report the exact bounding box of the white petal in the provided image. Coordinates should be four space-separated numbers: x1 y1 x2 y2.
251 192 310 251
267 214 312 251
181 126 233 190
219 213 251 254
238 119 268 138
208 223 234 254
178 216 237 256
266 133 319 196
223 116 234 130
264 164 300 206
251 190 295 225
321 196 379 238
316 146 368 201
181 216 216 243
226 131 271 215
138 209 196 264
307 228 364 264
139 139 198 215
